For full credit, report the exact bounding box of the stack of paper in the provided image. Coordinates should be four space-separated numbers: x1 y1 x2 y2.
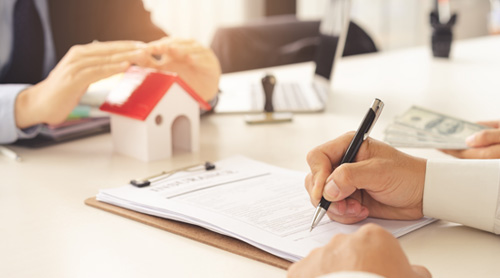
384 106 490 149
97 156 435 262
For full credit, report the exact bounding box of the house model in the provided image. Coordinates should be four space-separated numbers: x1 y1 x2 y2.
100 66 211 162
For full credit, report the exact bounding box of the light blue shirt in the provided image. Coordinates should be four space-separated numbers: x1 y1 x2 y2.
0 0 56 144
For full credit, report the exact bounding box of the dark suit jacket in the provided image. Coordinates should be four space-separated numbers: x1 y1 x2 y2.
48 0 166 62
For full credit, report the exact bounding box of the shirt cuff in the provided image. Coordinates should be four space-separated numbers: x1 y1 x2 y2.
0 84 41 144
318 271 385 278
17 124 42 140
423 159 500 233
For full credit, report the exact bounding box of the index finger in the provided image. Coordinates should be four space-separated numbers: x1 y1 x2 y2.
476 120 500 128
306 132 355 200
148 38 200 54
78 40 147 56
441 145 500 159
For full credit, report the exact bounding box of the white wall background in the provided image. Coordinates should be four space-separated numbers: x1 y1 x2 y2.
143 0 491 50
142 0 264 47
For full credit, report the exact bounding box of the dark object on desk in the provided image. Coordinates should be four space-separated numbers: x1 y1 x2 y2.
14 117 110 148
211 15 377 73
430 11 457 58
262 74 276 113
244 74 293 124
85 197 291 269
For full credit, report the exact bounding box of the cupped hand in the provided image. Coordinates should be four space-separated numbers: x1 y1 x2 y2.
15 40 153 128
145 37 221 102
441 120 500 159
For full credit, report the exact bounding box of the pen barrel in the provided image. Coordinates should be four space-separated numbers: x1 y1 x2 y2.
340 108 375 164
311 99 382 231
319 196 331 210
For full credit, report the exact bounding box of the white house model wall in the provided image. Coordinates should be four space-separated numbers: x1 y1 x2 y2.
109 82 200 162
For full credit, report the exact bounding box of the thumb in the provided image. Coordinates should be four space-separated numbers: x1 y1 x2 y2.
323 178 356 202
411 265 432 278
323 164 357 202
325 158 389 202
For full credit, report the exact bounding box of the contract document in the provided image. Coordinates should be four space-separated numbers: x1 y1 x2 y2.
97 156 435 262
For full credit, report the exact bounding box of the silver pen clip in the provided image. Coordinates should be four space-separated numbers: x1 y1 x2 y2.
364 98 384 140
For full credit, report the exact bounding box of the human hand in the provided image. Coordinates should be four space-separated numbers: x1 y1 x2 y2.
287 224 431 278
145 37 221 101
305 132 426 224
15 41 153 128
440 120 500 159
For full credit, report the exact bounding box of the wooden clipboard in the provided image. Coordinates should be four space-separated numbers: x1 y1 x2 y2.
85 197 292 270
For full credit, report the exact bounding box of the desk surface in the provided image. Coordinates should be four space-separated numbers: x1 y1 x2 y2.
2 36 500 278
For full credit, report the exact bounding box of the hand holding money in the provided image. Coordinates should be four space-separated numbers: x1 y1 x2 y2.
384 106 500 159
441 120 500 159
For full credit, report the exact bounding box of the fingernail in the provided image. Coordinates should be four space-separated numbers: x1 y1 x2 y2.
466 134 476 146
324 180 339 200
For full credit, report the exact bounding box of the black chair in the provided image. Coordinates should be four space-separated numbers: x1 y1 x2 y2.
211 15 377 73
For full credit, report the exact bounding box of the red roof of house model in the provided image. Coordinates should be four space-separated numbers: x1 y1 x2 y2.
100 67 211 121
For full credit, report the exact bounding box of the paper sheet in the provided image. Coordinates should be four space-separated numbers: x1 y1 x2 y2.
97 156 435 262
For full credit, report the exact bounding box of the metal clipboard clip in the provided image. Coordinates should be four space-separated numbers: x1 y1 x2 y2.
130 161 216 188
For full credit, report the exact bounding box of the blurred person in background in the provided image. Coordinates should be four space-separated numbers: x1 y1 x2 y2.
0 0 220 144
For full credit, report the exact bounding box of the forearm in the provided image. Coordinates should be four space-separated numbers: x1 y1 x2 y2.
424 159 500 234
14 85 44 128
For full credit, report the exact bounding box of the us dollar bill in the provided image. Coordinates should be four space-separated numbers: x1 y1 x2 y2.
384 106 490 149
384 133 469 149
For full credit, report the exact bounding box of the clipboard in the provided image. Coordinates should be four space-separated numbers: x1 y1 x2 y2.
85 197 292 270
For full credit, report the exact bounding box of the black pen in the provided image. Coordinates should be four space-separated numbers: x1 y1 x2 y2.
309 98 384 232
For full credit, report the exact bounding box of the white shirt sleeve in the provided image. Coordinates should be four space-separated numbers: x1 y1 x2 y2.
318 271 385 278
424 159 500 234
0 84 41 144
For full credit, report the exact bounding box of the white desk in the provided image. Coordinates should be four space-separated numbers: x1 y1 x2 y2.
2 36 500 278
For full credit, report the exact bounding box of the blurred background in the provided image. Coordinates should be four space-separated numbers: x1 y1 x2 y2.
142 0 496 51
